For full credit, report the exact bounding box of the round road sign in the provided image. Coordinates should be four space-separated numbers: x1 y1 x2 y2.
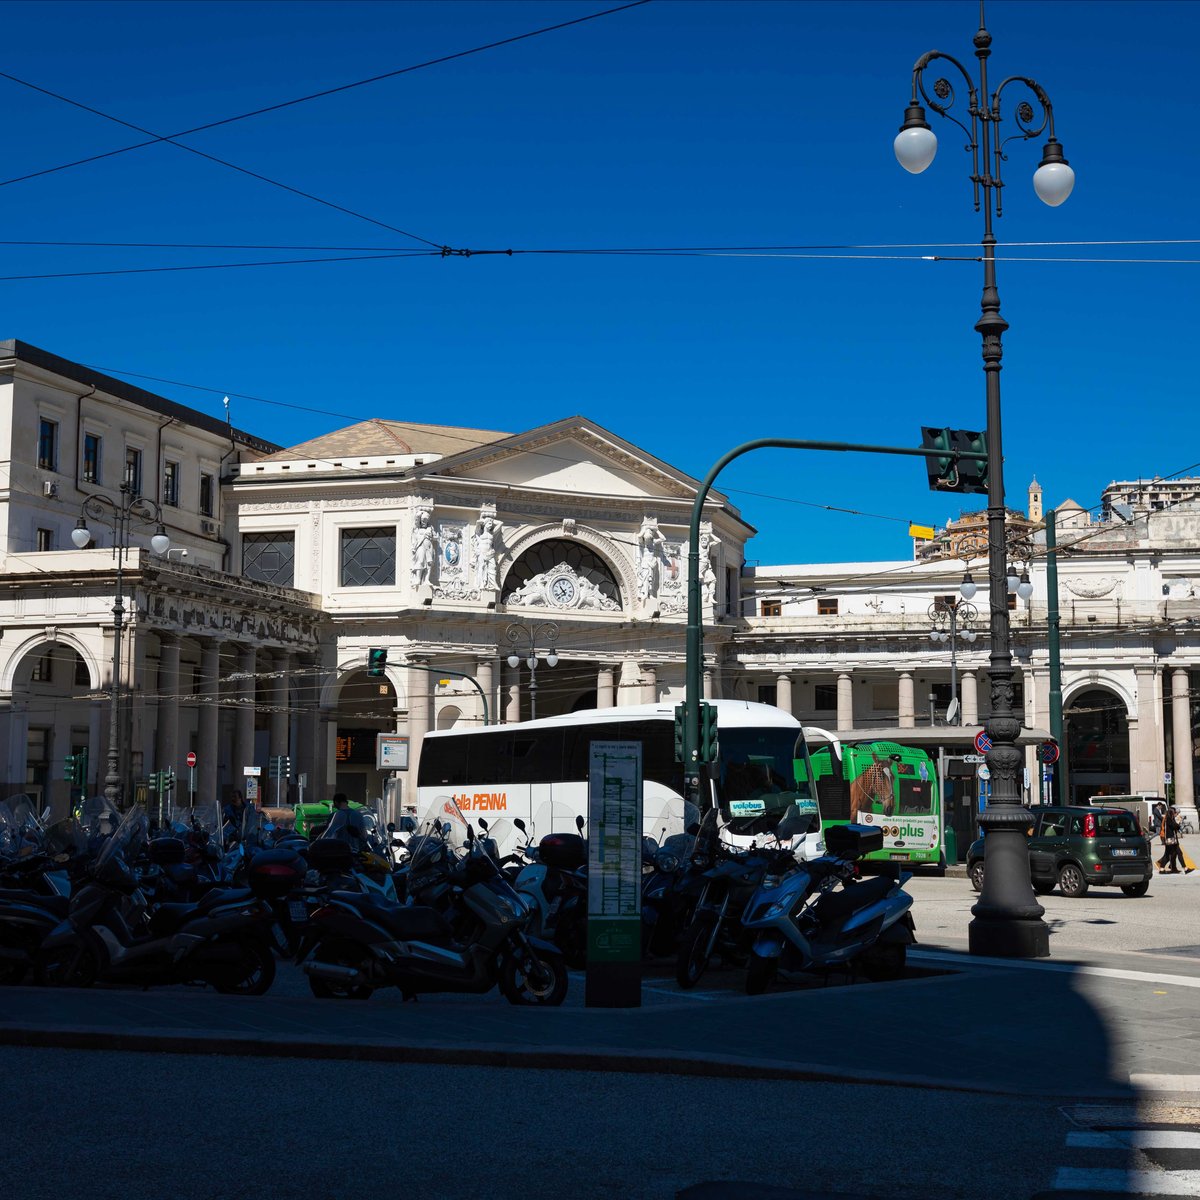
186 752 197 768
974 730 993 755
1040 742 1060 766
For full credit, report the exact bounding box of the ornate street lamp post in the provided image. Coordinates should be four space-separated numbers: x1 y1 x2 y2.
73 482 170 807
929 585 979 725
895 6 1072 956
505 620 559 721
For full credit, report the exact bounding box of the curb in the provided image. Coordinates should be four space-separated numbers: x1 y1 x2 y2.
0 1022 1134 1101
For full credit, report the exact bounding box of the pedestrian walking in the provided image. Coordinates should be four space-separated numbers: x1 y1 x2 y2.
1157 806 1192 873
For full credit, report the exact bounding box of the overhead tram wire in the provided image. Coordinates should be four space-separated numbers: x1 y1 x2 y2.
0 0 653 251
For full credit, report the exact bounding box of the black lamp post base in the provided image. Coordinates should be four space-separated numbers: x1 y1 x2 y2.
969 917 1050 959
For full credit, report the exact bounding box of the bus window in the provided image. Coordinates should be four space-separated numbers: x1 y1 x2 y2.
718 727 808 836
898 779 934 815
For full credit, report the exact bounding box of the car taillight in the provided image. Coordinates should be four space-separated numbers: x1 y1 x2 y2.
1083 813 1097 838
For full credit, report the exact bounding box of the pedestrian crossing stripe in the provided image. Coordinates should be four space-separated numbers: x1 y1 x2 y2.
1067 1131 1200 1150
1052 1166 1200 1195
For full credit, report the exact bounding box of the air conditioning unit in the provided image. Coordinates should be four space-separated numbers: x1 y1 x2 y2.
201 519 217 534
43 480 58 498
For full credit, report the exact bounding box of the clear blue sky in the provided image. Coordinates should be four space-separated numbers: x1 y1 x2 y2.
2 0 1195 564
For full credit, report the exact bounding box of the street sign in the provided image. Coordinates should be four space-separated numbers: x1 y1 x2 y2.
962 754 986 764
1165 771 1174 785
243 765 262 777
1040 742 1060 766
977 763 991 780
186 752 197 768
376 734 410 770
974 730 992 754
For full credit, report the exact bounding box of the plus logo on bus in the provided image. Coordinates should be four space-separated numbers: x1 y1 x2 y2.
452 791 509 812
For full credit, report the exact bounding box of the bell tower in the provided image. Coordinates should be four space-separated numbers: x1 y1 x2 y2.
1028 476 1043 523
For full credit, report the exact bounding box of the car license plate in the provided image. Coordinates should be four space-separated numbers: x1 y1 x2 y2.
287 900 308 922
1111 849 1137 857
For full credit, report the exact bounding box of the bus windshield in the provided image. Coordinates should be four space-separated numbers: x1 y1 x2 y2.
718 727 818 837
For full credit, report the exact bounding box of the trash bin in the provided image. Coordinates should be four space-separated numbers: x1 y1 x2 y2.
943 825 958 867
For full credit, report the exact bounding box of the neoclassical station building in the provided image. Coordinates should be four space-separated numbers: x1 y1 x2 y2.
2 339 1196 820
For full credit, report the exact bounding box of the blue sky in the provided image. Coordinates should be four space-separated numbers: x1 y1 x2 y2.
2 0 1196 564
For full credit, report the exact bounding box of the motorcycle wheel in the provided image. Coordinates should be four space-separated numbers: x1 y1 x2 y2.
34 940 98 988
212 938 276 996
500 949 568 1006
308 939 374 1001
859 942 907 983
675 915 718 990
745 953 776 996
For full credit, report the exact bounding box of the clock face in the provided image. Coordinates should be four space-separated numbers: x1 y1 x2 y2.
550 575 577 605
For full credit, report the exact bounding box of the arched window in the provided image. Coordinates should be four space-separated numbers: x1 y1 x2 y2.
501 539 621 606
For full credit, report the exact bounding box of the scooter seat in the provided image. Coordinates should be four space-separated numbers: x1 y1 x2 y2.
150 888 256 935
811 875 894 922
0 889 69 918
330 892 454 942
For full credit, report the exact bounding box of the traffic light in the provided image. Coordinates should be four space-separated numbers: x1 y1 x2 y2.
673 704 685 763
367 648 388 677
699 702 719 764
64 754 80 784
283 755 292 779
920 427 989 495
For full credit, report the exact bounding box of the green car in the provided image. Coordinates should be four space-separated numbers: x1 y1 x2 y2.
293 799 367 839
967 804 1153 898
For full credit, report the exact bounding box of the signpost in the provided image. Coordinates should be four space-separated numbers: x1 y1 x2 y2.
243 764 261 803
974 730 993 755
586 740 642 1008
376 734 410 771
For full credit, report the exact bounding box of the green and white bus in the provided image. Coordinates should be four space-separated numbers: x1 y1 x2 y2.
798 739 942 867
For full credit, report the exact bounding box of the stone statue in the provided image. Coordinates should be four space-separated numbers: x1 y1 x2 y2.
473 510 502 591
411 507 437 589
685 524 722 608
636 517 667 603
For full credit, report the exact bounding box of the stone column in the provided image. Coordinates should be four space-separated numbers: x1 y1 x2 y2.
476 658 495 727
703 668 715 701
1130 666 1162 794
505 660 521 723
197 639 221 807
898 672 914 729
597 665 615 709
837 673 854 732
1172 667 1195 808
408 660 433 785
298 654 322 804
642 666 658 705
618 660 640 708
155 635 181 776
232 645 257 782
775 674 793 715
268 653 291 801
962 671 979 727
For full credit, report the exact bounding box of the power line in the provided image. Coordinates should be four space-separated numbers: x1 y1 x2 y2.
0 0 653 247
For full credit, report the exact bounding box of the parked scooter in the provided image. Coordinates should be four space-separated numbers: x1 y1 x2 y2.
35 807 277 994
512 815 588 969
741 819 916 994
299 822 567 1005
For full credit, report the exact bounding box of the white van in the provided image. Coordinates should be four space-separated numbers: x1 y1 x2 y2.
1089 795 1197 836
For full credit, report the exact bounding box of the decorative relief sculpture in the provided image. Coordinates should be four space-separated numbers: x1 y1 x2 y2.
432 522 481 602
507 565 619 612
472 505 503 592
636 517 668 603
1063 575 1120 599
681 522 722 609
410 502 437 590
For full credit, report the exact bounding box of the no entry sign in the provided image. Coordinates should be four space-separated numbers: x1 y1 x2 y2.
186 752 197 768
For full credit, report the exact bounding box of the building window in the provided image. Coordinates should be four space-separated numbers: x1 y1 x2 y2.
243 532 296 587
163 461 179 507
757 684 776 706
817 597 839 616
340 527 396 587
36 528 54 552
83 433 101 484
725 567 738 616
1007 593 1018 611
30 648 54 683
125 447 142 494
199 472 215 517
38 418 58 471
871 683 899 712
73 651 90 688
760 599 782 617
26 727 49 788
814 683 838 710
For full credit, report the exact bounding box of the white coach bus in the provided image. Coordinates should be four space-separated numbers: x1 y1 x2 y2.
415 699 825 858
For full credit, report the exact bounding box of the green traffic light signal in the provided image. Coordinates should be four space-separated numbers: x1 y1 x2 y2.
367 648 388 678
699 702 719 764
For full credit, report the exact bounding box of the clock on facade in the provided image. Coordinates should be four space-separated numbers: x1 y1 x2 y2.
550 575 578 606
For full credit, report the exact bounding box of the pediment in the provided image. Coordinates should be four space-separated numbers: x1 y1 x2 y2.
432 424 700 503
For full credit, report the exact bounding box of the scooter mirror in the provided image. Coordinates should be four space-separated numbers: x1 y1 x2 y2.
514 818 526 833
479 818 490 833
387 822 396 833
575 815 585 833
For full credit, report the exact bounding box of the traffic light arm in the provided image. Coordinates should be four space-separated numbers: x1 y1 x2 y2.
400 662 490 727
684 437 974 804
